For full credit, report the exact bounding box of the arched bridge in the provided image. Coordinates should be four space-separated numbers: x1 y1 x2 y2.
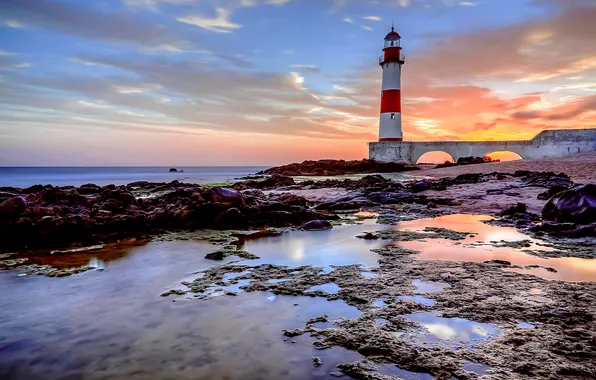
369 128 596 164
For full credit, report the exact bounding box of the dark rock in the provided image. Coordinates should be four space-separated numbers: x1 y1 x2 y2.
0 196 28 224
203 187 245 207
410 180 430 193
500 203 527 216
357 232 379 240
542 184 596 224
484 260 512 266
258 159 419 176
205 251 225 260
299 220 333 230
169 168 178 172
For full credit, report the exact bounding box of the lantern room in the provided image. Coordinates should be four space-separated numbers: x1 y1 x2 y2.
384 27 401 49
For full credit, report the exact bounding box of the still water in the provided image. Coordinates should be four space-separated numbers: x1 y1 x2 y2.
0 215 593 379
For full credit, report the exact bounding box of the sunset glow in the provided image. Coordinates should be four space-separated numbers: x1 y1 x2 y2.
0 0 595 165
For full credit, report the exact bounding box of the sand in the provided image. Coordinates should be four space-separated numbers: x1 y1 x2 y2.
421 151 596 183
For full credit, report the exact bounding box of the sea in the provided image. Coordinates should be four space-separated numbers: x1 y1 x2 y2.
0 166 269 188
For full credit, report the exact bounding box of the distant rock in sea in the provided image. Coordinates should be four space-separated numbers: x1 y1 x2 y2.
169 168 183 172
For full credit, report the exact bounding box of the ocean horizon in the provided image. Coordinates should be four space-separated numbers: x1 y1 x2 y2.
0 166 270 188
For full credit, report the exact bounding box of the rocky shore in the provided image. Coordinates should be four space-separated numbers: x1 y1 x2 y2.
257 158 420 176
1 158 595 379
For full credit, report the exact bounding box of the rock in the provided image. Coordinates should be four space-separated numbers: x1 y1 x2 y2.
169 168 178 172
203 187 245 207
0 196 28 224
484 260 512 266
537 185 569 200
410 180 430 193
312 357 322 367
205 251 226 260
356 232 379 240
434 161 455 169
500 203 527 216
282 328 305 337
257 159 420 176
238 174 296 189
299 220 333 231
542 184 596 224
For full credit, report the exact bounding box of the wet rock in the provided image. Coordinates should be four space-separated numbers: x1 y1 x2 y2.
542 184 596 224
484 260 512 266
237 174 296 189
282 328 305 337
312 357 322 367
537 185 569 201
410 180 430 193
307 315 329 324
0 196 28 224
205 251 226 260
499 203 527 216
169 168 178 172
299 220 333 231
258 159 420 176
357 232 379 240
203 187 246 207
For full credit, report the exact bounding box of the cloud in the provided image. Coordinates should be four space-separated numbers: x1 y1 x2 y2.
361 25 373 31
0 0 185 48
343 17 354 23
122 0 194 12
459 1 478 6
290 64 321 74
177 8 242 33
363 16 382 21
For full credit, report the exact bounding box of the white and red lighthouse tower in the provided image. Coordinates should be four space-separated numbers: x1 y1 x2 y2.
378 26 405 142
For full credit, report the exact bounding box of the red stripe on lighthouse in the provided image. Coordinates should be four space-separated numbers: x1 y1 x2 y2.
379 137 403 141
380 90 401 113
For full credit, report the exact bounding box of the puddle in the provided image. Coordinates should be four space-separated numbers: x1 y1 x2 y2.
306 283 340 294
372 299 386 308
463 361 491 375
517 322 535 329
375 318 388 326
488 296 502 301
361 272 378 279
9 240 148 270
397 295 436 306
403 311 498 348
240 223 390 269
267 278 290 284
396 214 596 282
412 279 450 293
376 364 434 380
0 241 365 380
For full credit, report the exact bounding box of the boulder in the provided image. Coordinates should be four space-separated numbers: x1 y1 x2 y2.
205 251 225 260
500 203 527 216
299 220 333 231
169 168 178 172
542 184 596 224
0 196 28 224
410 180 430 193
203 187 245 207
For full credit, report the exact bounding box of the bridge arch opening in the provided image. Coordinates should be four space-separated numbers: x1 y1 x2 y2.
416 151 455 164
486 151 524 162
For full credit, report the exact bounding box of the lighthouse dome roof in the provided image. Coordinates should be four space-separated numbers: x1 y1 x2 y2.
385 27 401 40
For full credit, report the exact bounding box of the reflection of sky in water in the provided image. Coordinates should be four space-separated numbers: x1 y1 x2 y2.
376 364 434 380
306 283 340 294
517 322 535 329
395 214 596 282
242 224 390 269
397 295 436 306
361 272 378 279
404 311 498 346
372 299 386 307
463 361 491 375
412 279 450 293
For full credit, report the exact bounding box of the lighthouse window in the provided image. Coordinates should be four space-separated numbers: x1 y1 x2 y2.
391 113 395 119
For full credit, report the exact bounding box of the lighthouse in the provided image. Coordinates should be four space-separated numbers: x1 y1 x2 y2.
378 26 405 141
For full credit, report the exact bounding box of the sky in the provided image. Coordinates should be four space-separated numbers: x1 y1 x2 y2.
0 0 595 166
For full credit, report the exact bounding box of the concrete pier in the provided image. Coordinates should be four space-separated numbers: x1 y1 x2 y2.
369 128 596 163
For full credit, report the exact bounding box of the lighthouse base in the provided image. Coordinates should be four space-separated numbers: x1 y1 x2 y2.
369 128 596 164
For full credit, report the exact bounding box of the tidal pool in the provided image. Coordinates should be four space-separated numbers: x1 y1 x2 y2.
396 214 596 282
0 239 364 379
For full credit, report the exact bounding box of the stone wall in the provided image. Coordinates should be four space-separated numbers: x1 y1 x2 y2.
369 128 596 163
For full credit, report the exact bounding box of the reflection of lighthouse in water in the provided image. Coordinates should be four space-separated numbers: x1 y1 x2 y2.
378 26 405 142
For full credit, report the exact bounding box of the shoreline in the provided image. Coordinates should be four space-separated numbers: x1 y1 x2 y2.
1 156 595 379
